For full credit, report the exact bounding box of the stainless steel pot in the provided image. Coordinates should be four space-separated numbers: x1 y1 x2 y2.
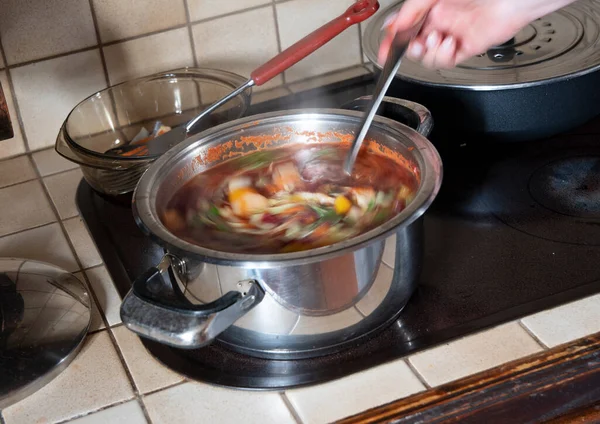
121 100 443 359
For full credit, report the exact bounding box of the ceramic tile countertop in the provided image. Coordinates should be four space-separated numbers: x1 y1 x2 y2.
2 80 600 424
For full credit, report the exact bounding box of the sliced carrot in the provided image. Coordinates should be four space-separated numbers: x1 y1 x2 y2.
120 145 148 157
311 223 331 239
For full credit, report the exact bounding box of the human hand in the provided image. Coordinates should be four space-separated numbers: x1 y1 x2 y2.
378 0 576 69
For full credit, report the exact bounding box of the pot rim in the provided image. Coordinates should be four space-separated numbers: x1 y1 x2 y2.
133 108 443 268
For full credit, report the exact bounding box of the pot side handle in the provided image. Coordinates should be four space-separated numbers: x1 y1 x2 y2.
120 255 264 349
341 96 434 137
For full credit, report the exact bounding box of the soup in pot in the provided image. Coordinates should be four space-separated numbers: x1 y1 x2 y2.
161 143 418 254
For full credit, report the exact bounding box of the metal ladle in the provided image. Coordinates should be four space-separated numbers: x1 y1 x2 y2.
343 16 426 175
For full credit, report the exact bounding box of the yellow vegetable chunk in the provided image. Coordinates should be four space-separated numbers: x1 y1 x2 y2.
229 188 268 217
334 195 352 215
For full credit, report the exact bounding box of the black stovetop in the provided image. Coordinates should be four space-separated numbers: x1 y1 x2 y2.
77 74 600 389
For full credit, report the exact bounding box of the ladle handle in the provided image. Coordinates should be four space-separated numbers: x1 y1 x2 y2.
250 0 380 86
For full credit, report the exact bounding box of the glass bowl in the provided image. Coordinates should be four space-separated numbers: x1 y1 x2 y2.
55 67 252 196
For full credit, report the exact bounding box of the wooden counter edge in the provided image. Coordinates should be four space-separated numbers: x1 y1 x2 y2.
338 332 600 423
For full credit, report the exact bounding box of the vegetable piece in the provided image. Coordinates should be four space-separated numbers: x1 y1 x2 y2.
276 205 308 217
234 150 282 171
311 223 331 238
345 206 363 223
292 192 335 205
367 199 376 212
249 213 276 230
350 188 376 211
272 162 303 192
397 185 412 200
228 176 252 193
206 205 230 231
229 188 269 217
163 209 186 231
334 195 352 215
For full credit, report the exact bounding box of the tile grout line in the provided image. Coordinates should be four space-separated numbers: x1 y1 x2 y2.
6 45 101 71
0 215 58 240
1 3 278 72
518 320 550 349
28 158 149 422
280 392 305 424
183 0 200 68
188 3 274 27
53 397 135 424
0 174 39 190
404 358 433 389
0 1 346 73
286 64 371 91
105 325 155 424
362 63 375 73
135 397 154 424
271 0 286 85
141 379 188 397
357 23 366 64
87 0 112 89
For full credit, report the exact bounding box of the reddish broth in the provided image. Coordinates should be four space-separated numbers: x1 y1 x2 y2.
161 143 418 254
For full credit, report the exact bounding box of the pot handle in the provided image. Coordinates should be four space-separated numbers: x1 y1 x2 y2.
120 255 264 349
341 96 434 137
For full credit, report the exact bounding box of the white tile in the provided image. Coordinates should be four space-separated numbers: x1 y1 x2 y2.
0 155 36 188
85 266 122 327
0 180 55 237
288 65 369 93
409 322 543 387
10 50 106 151
0 71 26 159
67 401 147 424
143 382 296 424
3 331 135 424
0 223 79 272
93 0 187 43
0 0 97 65
250 86 291 105
111 325 185 394
44 168 84 220
63 217 103 269
32 148 79 177
522 294 600 348
275 0 362 83
75 271 105 332
192 7 282 91
104 28 194 85
187 0 270 21
286 360 424 424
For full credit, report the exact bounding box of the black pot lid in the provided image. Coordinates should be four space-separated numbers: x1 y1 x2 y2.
363 0 600 89
0 258 91 409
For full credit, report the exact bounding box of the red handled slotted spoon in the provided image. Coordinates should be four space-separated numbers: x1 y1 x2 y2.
108 0 380 158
